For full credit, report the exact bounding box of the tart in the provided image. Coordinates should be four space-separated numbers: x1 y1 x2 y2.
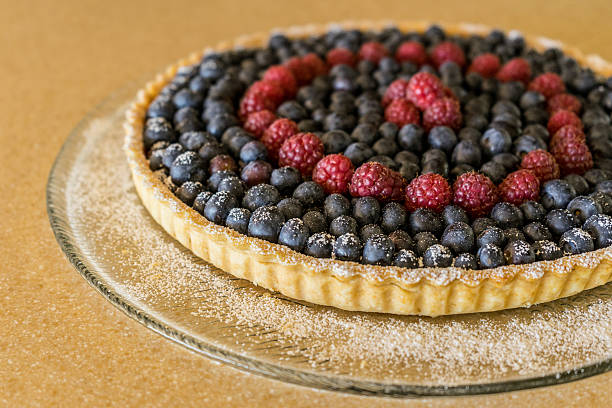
125 21 612 316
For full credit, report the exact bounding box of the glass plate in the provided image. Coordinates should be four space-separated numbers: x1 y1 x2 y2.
47 83 612 398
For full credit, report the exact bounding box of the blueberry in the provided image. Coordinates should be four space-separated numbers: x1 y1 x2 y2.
172 88 202 110
241 161 273 186
344 142 375 166
324 194 351 220
393 249 419 268
583 214 612 248
198 141 226 165
472 217 498 236
333 233 363 262
302 211 327 234
293 181 325 207
175 181 204 206
239 141 268 163
192 191 213 214
207 114 239 138
503 240 535 264
523 222 553 242
477 226 506 248
454 253 478 269
477 244 506 269
395 150 420 166
324 112 356 132
278 218 310 251
491 202 524 229
491 152 520 171
520 91 546 110
277 198 303 220
362 234 395 265
147 96 175 121
162 143 186 168
247 206 284 243
148 149 165 170
546 209 579 236
329 215 358 236
270 166 301 193
513 134 546 157
414 232 439 255
217 176 245 198
397 124 425 152
351 123 378 144
533 240 563 261
504 228 526 243
203 191 238 224
225 207 251 234
388 230 414 251
368 155 398 169
480 127 512 157
480 161 507 184
560 228 594 254
451 140 482 167
381 202 407 232
144 117 177 149
360 224 384 242
523 124 550 142
442 205 469 225
422 244 453 267
541 179 577 210
200 55 226 80
458 127 482 144
227 133 254 157
421 158 449 177
242 184 280 211
409 208 443 235
589 191 612 215
428 126 458 154
567 196 603 223
520 201 546 222
353 197 381 225
277 100 308 122
179 131 213 151
170 151 205 185
440 222 475 254
372 138 398 157
321 130 353 153
596 181 612 195
305 232 335 258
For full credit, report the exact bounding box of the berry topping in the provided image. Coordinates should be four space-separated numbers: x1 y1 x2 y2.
528 73 565 99
547 110 583 135
422 97 462 131
520 149 560 182
395 41 428 66
405 173 452 213
326 47 357 67
262 65 298 99
430 41 466 68
261 118 299 160
452 172 499 217
243 110 277 138
499 169 541 206
312 154 354 194
550 134 593 176
406 72 447 110
358 41 389 64
547 93 581 114
468 53 500 78
278 132 325 176
496 57 531 84
349 162 405 202
384 99 421 127
382 79 409 106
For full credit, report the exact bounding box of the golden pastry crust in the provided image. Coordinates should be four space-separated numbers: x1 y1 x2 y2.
125 21 612 316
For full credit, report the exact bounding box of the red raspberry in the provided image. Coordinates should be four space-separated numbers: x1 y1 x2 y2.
547 110 583 135
467 53 501 78
422 97 462 131
349 162 405 202
498 169 540 206
528 73 566 99
452 172 499 218
302 53 328 76
358 41 389 64
550 136 593 176
430 41 466 68
520 149 560 182
547 93 582 114
496 57 532 84
278 132 325 176
246 80 285 105
406 72 446 110
405 174 452 213
260 118 299 160
239 91 277 119
550 125 586 150
384 99 421 127
312 154 354 194
285 56 313 86
326 47 357 67
395 41 428 66
243 110 276 138
263 65 298 99
382 79 409 106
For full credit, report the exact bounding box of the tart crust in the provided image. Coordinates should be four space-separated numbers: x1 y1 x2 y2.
125 21 612 316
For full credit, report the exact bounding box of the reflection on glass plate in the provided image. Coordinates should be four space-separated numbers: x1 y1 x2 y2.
47 84 612 397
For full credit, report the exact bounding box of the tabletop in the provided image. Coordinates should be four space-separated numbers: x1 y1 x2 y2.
1 0 611 406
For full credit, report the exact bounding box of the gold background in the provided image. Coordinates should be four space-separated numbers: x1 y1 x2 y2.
1 0 611 406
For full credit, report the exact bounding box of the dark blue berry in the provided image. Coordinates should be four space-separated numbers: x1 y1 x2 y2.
353 197 381 225
523 222 552 242
452 140 482 167
583 214 612 248
305 232 335 258
520 201 546 222
203 191 238 224
293 181 325 207
472 217 498 236
388 230 414 251
503 240 535 264
397 124 425 153
533 240 563 261
333 233 363 262
192 191 213 214
144 117 176 149
248 206 284 243
277 197 303 220
428 126 458 154
560 228 594 254
567 196 602 223
441 222 475 254
393 249 419 268
242 184 280 211
423 244 453 267
225 208 251 234
480 127 512 157
546 209 580 236
217 176 245 198
381 202 407 232
302 211 327 234
175 181 203 206
329 215 358 237
239 140 267 163
454 253 478 269
170 151 205 185
279 218 310 251
477 244 506 269
324 193 351 220
442 205 469 225
321 130 352 153
362 234 395 265
179 131 214 151
541 180 577 210
270 166 301 193
409 208 443 235
414 232 439 255
491 202 524 229
344 142 375 166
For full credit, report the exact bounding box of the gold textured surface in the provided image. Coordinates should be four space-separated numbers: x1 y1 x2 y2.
125 21 612 316
2 0 612 405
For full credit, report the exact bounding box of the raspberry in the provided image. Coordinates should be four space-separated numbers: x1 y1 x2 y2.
405 174 452 212
239 91 277 119
452 172 499 218
278 132 325 176
382 78 409 106
550 136 593 176
358 41 389 64
430 41 466 68
550 125 586 150
326 47 357 67
263 65 298 99
261 118 299 160
243 110 276 138
349 162 405 202
302 53 328 76
285 56 313 86
406 72 446 110
499 169 541 206
422 97 462 131
384 99 421 127
528 73 566 99
312 154 354 194
467 53 500 78
496 57 532 84
246 80 285 105
547 109 583 135
520 149 560 182
547 93 582 114
394 41 428 66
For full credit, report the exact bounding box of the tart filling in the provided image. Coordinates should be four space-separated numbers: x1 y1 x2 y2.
125 22 612 315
